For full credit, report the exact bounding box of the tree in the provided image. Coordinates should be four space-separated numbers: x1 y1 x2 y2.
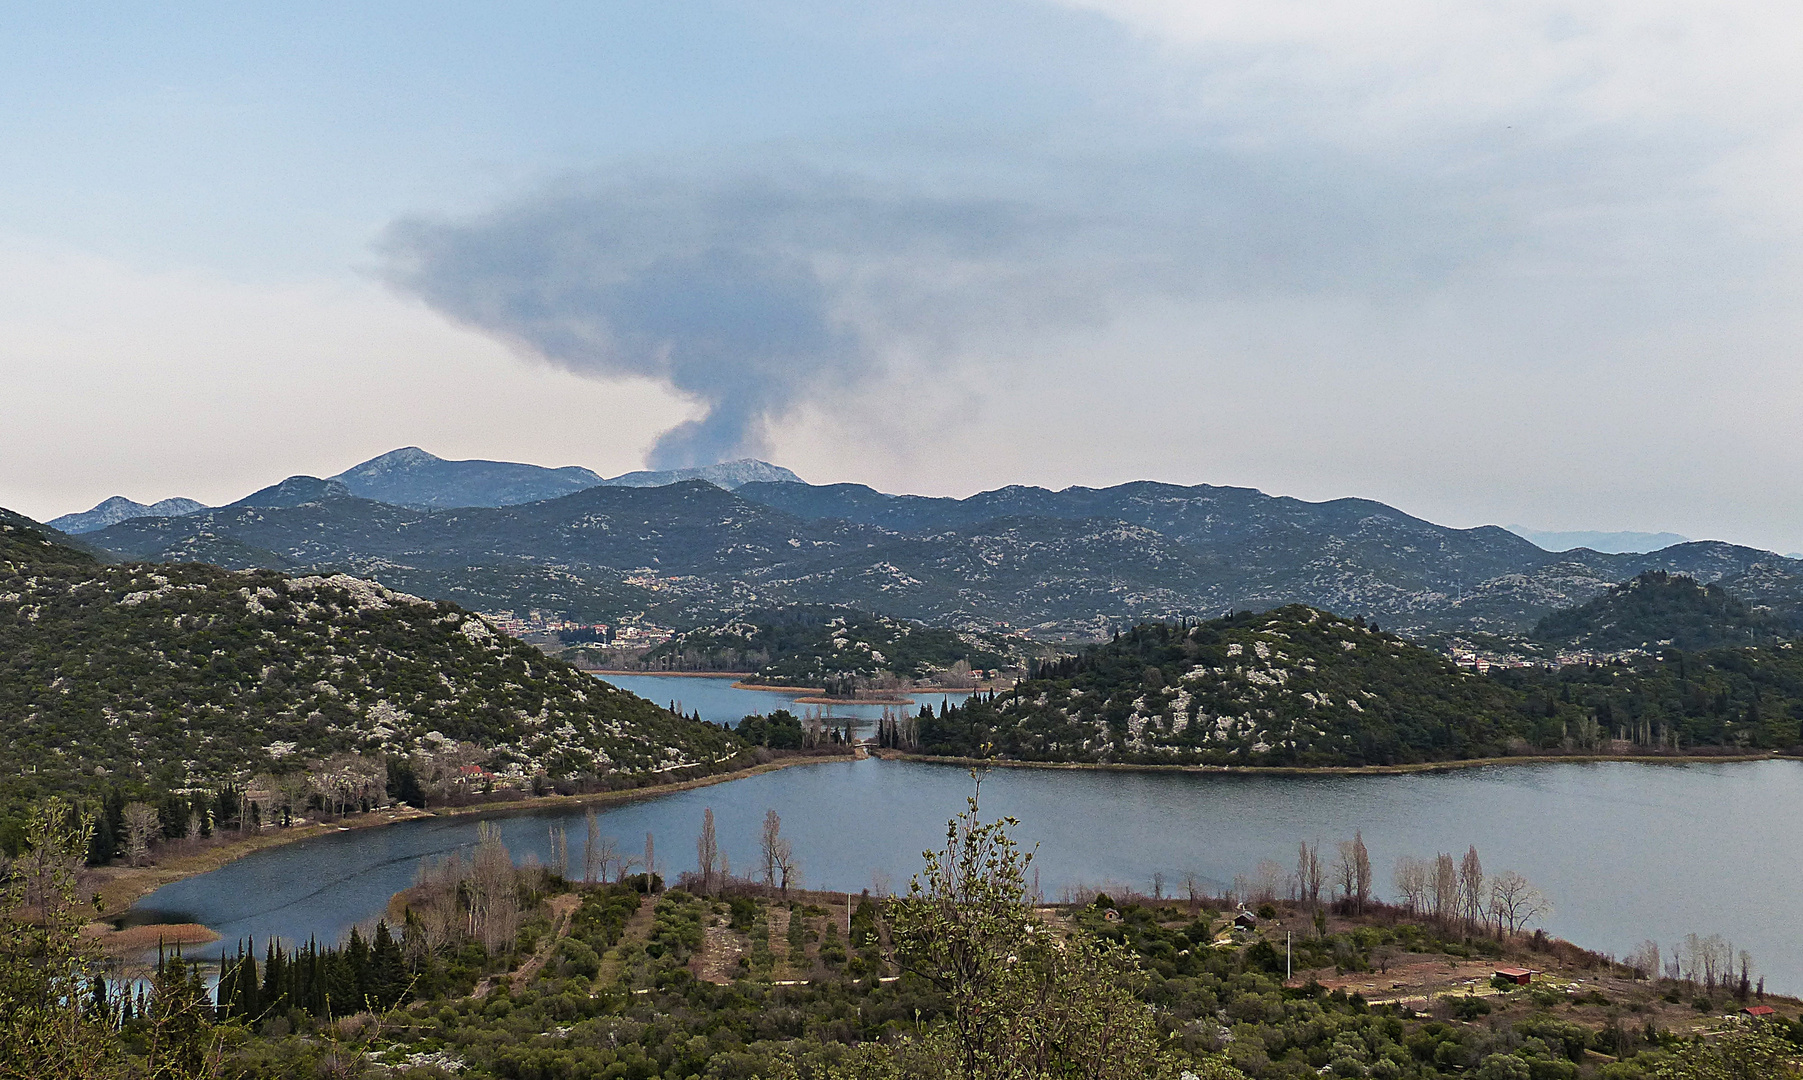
1458 845 1486 931
0 798 123 1078
1431 853 1458 924
1488 870 1550 934
1296 842 1323 910
1393 856 1429 915
696 808 719 895
1334 832 1371 913
1651 1022 1802 1078
759 810 794 896
122 802 160 868
887 776 1221 1080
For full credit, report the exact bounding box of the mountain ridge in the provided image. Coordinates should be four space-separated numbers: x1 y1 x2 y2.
48 495 208 534
83 475 1803 641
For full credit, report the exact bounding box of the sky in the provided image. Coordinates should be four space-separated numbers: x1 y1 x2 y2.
3 2 1802 551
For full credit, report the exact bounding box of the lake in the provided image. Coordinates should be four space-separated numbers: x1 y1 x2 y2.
134 757 1803 991
592 673 975 734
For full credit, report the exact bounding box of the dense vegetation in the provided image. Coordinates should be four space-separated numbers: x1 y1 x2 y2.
0 513 741 816
907 610 1803 765
1532 571 1796 653
7 793 1797 1078
620 605 1033 689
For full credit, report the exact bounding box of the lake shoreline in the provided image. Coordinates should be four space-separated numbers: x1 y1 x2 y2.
874 749 1799 776
102 752 854 920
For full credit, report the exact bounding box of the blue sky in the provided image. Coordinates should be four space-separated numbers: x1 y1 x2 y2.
3 1 1802 552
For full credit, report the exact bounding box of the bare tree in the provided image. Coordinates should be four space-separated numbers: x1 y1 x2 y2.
696 807 719 895
1430 853 1458 924
760 809 788 888
1625 940 1661 980
123 801 160 867
1393 856 1429 915
1297 842 1324 910
469 821 519 952
1335 832 1372 913
1182 870 1202 917
1151 871 1166 901
1458 846 1485 931
644 831 656 886
1333 844 1357 905
1488 870 1551 934
772 835 799 898
1253 860 1285 904
598 835 625 883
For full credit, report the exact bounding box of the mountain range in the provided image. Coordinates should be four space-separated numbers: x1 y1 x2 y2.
77 464 1803 641
45 448 805 531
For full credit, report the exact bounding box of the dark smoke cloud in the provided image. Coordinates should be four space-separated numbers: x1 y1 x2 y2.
381 173 1048 467
379 132 1695 468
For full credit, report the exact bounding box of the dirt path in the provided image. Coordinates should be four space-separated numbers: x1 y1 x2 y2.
597 895 657 987
694 919 748 984
768 906 794 979
473 892 581 998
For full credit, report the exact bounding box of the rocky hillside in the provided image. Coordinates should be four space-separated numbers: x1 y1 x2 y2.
0 511 739 809
83 474 1803 641
911 608 1803 765
916 610 1527 765
1531 571 1795 653
622 604 1042 688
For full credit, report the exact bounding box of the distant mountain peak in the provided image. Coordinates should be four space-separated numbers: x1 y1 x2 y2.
340 446 442 474
230 475 353 509
1510 526 1691 555
599 459 803 490
48 495 207 534
326 448 603 509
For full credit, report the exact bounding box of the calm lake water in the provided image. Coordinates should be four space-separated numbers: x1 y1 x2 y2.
135 758 1803 991
593 673 974 733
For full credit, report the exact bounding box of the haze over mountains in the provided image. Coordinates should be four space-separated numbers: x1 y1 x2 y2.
64 448 1803 643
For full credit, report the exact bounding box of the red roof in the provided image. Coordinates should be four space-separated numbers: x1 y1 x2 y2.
1744 1005 1776 1017
1495 967 1532 977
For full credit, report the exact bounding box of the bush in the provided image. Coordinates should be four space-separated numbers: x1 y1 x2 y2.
1450 996 1492 1020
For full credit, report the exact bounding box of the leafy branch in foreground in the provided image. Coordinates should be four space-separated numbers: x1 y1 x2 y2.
885 772 1239 1080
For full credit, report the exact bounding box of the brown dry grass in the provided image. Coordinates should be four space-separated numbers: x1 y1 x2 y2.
84 921 221 955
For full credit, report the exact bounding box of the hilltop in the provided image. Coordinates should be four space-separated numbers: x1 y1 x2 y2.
0 511 740 810
915 609 1527 764
1532 571 1794 653
907 607 1803 765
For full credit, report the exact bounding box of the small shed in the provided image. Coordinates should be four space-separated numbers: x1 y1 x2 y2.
1233 909 1259 931
1744 1005 1776 1019
1494 967 1534 986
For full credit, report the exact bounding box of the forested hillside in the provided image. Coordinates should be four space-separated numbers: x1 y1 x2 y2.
905 609 1803 765
0 513 740 812
621 604 1039 688
1532 571 1795 652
